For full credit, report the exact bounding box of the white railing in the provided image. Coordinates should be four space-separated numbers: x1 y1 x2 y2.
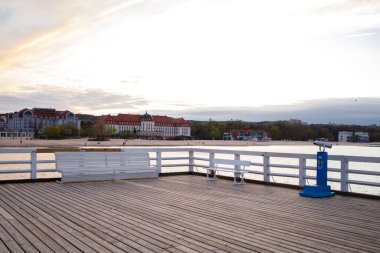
0 149 56 180
1 148 380 196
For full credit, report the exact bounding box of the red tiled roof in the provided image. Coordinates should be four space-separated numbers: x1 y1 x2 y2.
17 108 76 119
153 116 189 126
116 114 141 122
104 114 190 127
18 108 30 116
34 109 56 118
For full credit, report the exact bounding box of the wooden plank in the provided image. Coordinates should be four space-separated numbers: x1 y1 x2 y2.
0 224 24 253
88 177 378 252
0 194 82 253
0 185 139 253
0 176 379 253
0 203 53 253
160 177 380 248
0 198 70 253
83 183 288 252
161 176 380 226
120 181 366 252
81 148 122 152
22 183 227 253
29 183 378 252
122 177 380 252
5 183 182 253
32 182 256 253
0 238 11 253
34 180 358 253
0 186 108 253
36 148 80 153
19 190 172 253
0 218 39 253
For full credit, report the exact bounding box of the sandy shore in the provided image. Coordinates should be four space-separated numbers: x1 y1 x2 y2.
0 137 377 148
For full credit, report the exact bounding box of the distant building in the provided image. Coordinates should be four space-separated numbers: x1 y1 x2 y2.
1 108 80 137
0 115 6 131
355 132 369 142
338 131 369 142
289 119 303 125
227 129 271 141
338 131 354 142
103 112 191 139
223 132 233 140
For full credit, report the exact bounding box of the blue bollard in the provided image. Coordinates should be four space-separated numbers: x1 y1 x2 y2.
300 142 335 198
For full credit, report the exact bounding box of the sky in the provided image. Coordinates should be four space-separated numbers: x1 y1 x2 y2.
1 0 380 124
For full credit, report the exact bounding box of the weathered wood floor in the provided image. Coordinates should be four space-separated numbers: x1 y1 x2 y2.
0 175 379 253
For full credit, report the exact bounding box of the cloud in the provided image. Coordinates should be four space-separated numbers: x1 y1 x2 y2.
0 85 148 114
1 86 379 125
1 0 379 124
0 5 10 22
166 98 380 125
0 0 129 68
311 0 380 15
345 32 375 38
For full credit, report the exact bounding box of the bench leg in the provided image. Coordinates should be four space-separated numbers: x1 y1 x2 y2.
233 172 245 185
206 169 217 181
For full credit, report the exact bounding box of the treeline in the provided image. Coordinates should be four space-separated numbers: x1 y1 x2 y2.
190 120 380 142
38 114 100 139
75 115 380 142
41 124 80 139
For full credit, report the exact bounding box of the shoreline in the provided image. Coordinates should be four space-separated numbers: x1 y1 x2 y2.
0 138 378 148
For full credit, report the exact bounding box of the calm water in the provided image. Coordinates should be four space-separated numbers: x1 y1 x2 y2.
1 145 379 195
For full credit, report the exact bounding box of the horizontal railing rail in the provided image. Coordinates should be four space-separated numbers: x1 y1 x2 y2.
0 149 57 179
1 147 379 196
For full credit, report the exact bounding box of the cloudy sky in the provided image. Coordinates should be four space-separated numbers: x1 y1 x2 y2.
1 0 380 124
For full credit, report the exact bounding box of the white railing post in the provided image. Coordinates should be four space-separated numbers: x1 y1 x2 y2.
299 157 306 187
156 151 162 174
209 152 215 167
209 152 215 177
234 154 241 183
189 150 194 173
234 154 240 171
234 154 240 163
263 153 270 183
31 151 37 180
341 158 349 192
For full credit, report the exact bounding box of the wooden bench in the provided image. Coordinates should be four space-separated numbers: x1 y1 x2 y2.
55 151 158 183
207 158 251 184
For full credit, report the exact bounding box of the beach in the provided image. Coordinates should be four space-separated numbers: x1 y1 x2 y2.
0 137 377 148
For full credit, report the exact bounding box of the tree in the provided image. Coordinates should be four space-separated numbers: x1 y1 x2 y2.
189 119 379 142
66 124 80 137
370 131 380 142
43 126 61 139
201 121 226 140
107 127 117 137
80 120 94 137
41 124 80 139
270 126 281 140
92 118 108 140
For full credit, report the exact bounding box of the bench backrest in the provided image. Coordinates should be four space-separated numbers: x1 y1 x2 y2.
211 158 251 167
55 151 152 173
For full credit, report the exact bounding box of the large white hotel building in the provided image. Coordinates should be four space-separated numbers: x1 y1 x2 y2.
103 112 191 139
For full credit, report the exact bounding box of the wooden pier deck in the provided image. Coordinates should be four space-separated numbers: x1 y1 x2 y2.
0 175 379 253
